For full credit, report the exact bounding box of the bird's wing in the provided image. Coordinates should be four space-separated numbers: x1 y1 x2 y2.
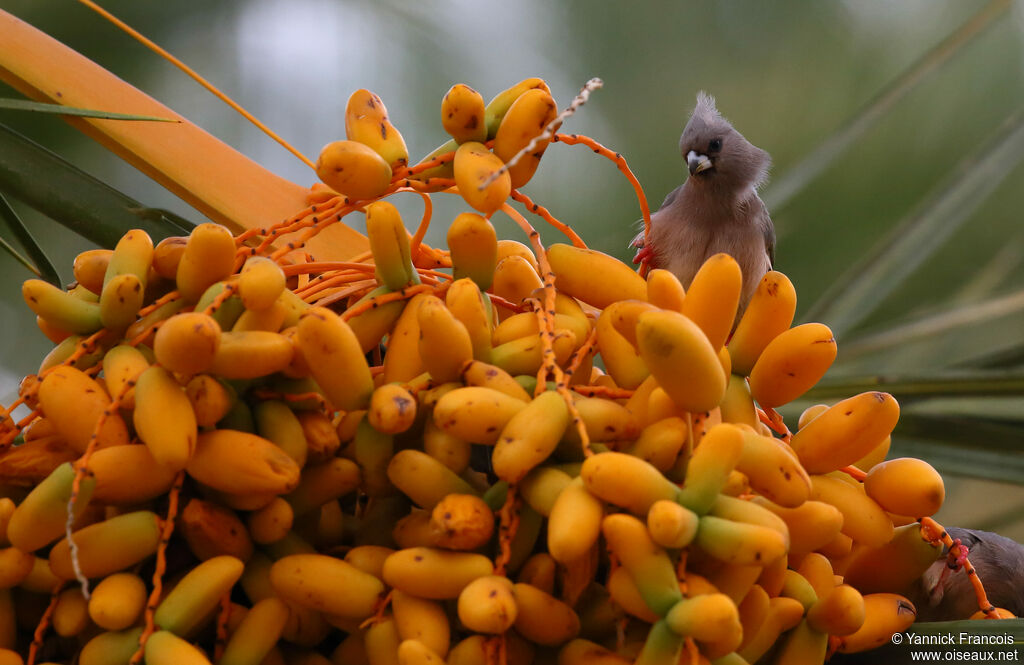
754 195 775 268
631 185 684 250
659 184 683 210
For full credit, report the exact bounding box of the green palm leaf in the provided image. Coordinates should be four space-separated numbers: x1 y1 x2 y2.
839 289 1024 364
803 106 1024 336
0 121 193 250
765 0 1012 212
0 190 59 284
804 370 1024 402
0 97 178 122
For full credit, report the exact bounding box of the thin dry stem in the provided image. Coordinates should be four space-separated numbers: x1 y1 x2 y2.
480 78 604 189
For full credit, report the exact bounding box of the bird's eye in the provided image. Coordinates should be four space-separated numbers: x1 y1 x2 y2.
709 138 723 152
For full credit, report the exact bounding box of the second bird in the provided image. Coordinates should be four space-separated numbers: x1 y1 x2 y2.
633 92 775 319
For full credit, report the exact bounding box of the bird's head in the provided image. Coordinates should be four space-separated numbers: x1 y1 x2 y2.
679 92 770 192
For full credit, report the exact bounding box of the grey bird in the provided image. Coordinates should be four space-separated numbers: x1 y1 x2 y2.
907 527 1024 621
632 92 775 317
831 528 1024 664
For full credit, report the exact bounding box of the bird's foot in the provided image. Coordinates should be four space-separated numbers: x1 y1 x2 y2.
947 538 969 571
632 244 654 265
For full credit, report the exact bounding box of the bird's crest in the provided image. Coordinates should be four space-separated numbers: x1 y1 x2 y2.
695 91 721 125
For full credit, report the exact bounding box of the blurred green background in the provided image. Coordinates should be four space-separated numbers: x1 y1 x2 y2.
1 1 1022 537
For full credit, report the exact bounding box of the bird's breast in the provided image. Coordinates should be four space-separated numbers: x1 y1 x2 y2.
651 214 770 292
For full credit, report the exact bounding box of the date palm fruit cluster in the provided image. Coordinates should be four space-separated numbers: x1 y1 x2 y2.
0 78 1001 665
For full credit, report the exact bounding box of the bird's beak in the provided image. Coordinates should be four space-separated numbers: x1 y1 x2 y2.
687 150 713 175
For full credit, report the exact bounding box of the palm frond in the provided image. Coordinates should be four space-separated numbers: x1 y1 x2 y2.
897 412 1024 450
838 288 1024 362
955 344 1024 370
0 98 178 122
802 106 1024 336
803 370 1024 402
949 230 1024 303
0 232 41 279
0 191 60 283
765 0 1012 211
893 433 1024 485
0 122 192 248
905 396 1024 424
974 501 1024 532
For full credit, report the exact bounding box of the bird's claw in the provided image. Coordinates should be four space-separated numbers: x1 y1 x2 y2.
632 244 654 265
948 538 969 571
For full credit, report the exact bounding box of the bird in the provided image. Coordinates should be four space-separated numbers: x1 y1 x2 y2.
907 526 1024 621
632 92 775 318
